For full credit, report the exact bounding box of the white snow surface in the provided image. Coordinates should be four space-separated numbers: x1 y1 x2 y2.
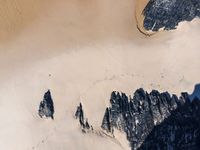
0 0 200 150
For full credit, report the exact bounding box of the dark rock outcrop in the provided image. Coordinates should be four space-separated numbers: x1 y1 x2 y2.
138 97 200 150
75 103 86 128
101 88 190 150
75 103 92 132
190 83 200 100
143 0 200 31
38 90 54 119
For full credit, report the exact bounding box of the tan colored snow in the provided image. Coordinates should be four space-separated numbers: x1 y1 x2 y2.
0 0 200 150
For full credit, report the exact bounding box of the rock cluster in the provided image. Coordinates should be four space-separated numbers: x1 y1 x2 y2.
143 0 200 31
38 90 54 119
101 88 192 150
75 103 92 132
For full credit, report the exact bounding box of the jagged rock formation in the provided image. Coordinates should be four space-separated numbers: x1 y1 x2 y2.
101 88 191 150
138 97 200 150
75 103 92 132
190 84 200 100
143 0 200 31
38 90 54 119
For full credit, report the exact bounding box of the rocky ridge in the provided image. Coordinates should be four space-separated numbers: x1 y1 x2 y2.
101 88 199 150
138 97 200 150
142 0 200 31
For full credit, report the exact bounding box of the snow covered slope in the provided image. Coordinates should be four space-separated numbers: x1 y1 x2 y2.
0 0 200 150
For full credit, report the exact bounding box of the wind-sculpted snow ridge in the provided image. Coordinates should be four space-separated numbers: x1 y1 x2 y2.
143 0 200 31
38 90 54 119
101 88 192 150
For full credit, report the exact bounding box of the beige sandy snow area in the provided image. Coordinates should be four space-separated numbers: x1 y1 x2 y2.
0 0 200 150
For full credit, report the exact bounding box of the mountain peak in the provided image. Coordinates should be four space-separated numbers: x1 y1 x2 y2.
190 83 200 101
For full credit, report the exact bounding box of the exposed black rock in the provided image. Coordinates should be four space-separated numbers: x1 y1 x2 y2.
85 119 91 130
102 107 112 133
138 97 200 150
75 103 85 127
101 88 189 150
143 0 200 31
75 102 92 132
190 83 200 100
38 90 54 119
